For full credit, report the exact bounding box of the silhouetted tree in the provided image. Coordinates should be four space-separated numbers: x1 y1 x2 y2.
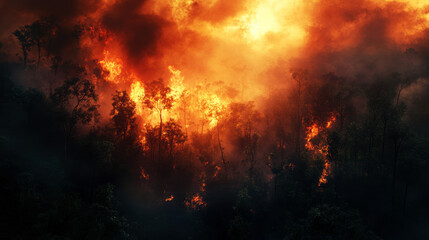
28 20 45 66
227 102 261 181
52 75 99 161
14 26 33 67
111 90 138 142
164 119 186 158
291 69 308 158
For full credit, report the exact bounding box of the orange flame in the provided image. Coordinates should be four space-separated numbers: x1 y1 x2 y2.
130 80 145 115
214 165 221 177
185 193 207 209
99 50 122 84
140 167 150 180
164 195 174 202
305 115 336 186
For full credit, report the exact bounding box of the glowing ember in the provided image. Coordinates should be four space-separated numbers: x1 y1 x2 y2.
214 165 221 177
185 193 206 209
164 195 174 202
140 167 149 180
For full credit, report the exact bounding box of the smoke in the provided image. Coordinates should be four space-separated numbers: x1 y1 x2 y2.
2 0 429 116
100 0 169 72
0 0 101 37
293 0 429 80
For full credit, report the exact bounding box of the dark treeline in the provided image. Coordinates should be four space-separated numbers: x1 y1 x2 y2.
1 17 429 240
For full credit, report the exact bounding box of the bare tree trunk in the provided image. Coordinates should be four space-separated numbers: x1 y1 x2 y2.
217 124 226 169
248 122 256 182
159 111 162 162
183 106 188 136
392 140 399 217
296 79 302 159
37 41 41 67
22 45 27 67
380 114 388 175
401 182 408 228
396 84 404 107
274 173 278 200
64 123 67 163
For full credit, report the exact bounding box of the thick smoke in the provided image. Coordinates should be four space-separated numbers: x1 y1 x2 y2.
0 0 101 37
293 0 429 80
101 0 168 70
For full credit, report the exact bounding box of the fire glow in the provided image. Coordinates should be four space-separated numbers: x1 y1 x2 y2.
8 0 429 209
305 115 337 186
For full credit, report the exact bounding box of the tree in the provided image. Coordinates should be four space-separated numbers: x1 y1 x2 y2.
111 91 138 142
227 102 261 181
290 69 308 158
143 79 173 161
28 20 45 66
389 114 408 219
53 77 99 128
365 77 396 174
14 26 33 67
52 74 99 161
164 119 187 158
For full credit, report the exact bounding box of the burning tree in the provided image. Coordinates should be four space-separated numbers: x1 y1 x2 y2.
143 79 173 161
164 119 187 159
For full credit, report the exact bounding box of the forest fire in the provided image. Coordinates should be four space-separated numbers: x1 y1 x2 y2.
3 0 429 238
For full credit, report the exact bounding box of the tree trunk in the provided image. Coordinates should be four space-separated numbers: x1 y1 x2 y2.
159 111 162 162
392 140 398 217
37 41 41 67
217 124 226 170
22 45 27 67
401 182 408 228
381 113 388 168
296 80 302 159
64 124 67 163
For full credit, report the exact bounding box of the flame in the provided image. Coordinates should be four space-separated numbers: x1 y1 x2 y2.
214 165 221 177
185 193 207 209
130 80 145 115
99 51 122 84
164 195 174 202
171 0 198 23
305 115 336 186
140 167 150 180
305 123 320 151
194 86 230 131
126 62 229 131
62 0 429 199
168 66 186 102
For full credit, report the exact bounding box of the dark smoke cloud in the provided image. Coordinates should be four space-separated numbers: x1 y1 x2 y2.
101 0 168 67
0 0 101 37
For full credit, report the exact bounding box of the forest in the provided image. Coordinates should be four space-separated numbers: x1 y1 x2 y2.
1 0 429 239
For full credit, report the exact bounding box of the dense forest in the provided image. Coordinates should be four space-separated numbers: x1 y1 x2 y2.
1 0 429 239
